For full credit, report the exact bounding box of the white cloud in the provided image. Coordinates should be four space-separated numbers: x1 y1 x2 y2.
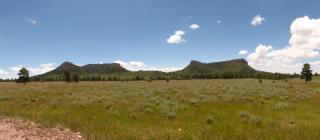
310 61 320 73
251 15 265 26
190 24 200 30
0 69 8 75
217 20 222 24
239 50 248 55
10 63 56 77
114 60 146 71
0 69 9 79
247 16 320 73
26 18 39 25
114 60 183 72
166 30 186 44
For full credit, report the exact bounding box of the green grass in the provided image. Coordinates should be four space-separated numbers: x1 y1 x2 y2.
0 78 320 139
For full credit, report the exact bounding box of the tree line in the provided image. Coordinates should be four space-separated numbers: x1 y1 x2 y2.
0 63 317 84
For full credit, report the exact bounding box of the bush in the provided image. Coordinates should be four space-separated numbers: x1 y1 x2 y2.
205 115 214 124
188 99 198 106
240 111 250 122
105 101 113 110
240 111 263 125
274 102 289 110
129 113 138 120
73 74 79 83
144 107 154 113
167 111 177 120
0 96 11 101
248 115 263 125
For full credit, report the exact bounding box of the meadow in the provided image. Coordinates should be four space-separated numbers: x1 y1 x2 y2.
0 78 320 140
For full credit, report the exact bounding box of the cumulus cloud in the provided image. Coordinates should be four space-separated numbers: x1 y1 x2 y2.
239 50 248 55
114 60 146 71
0 69 8 75
217 20 222 24
166 30 186 44
0 69 9 79
247 16 320 73
310 61 320 73
251 15 265 26
114 60 183 72
190 24 200 30
10 63 56 76
26 18 39 25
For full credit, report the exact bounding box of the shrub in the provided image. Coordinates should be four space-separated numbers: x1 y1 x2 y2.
205 115 214 124
50 98 61 108
105 101 113 110
248 115 263 125
274 102 289 110
240 97 254 103
259 79 263 84
240 111 263 125
129 113 138 120
188 99 198 106
0 96 11 101
240 111 250 122
73 74 79 83
144 107 154 113
167 111 177 120
30 98 38 102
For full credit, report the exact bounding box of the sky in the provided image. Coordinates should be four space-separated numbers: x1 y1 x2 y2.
0 0 320 79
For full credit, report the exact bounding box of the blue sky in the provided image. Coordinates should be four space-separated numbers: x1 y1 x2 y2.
1 0 320 78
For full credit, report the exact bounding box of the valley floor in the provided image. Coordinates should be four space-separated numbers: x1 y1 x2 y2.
0 78 320 139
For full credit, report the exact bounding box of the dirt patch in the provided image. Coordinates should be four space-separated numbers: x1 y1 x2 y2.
0 117 83 140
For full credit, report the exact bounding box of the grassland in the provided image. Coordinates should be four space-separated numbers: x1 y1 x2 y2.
0 78 320 140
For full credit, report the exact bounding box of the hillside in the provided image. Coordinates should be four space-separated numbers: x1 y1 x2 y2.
32 59 293 81
172 59 260 79
33 62 130 81
179 59 256 74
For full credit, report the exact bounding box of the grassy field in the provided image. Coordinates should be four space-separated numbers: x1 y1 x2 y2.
0 78 320 140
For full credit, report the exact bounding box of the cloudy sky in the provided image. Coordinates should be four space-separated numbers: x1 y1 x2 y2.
0 0 320 79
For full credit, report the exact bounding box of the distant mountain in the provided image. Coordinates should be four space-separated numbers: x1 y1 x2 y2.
50 61 80 73
32 59 294 81
80 63 128 74
178 59 256 74
33 62 130 81
168 59 259 79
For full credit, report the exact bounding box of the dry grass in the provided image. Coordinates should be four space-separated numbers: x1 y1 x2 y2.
0 78 320 139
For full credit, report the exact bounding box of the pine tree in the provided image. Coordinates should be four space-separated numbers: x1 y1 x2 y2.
301 63 312 83
64 71 71 83
73 74 79 83
17 68 29 85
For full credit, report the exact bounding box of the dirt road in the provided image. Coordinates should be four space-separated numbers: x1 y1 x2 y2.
0 117 83 140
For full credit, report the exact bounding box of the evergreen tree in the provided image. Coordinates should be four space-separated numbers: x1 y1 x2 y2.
301 63 312 83
64 71 71 83
17 68 29 85
73 74 79 83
